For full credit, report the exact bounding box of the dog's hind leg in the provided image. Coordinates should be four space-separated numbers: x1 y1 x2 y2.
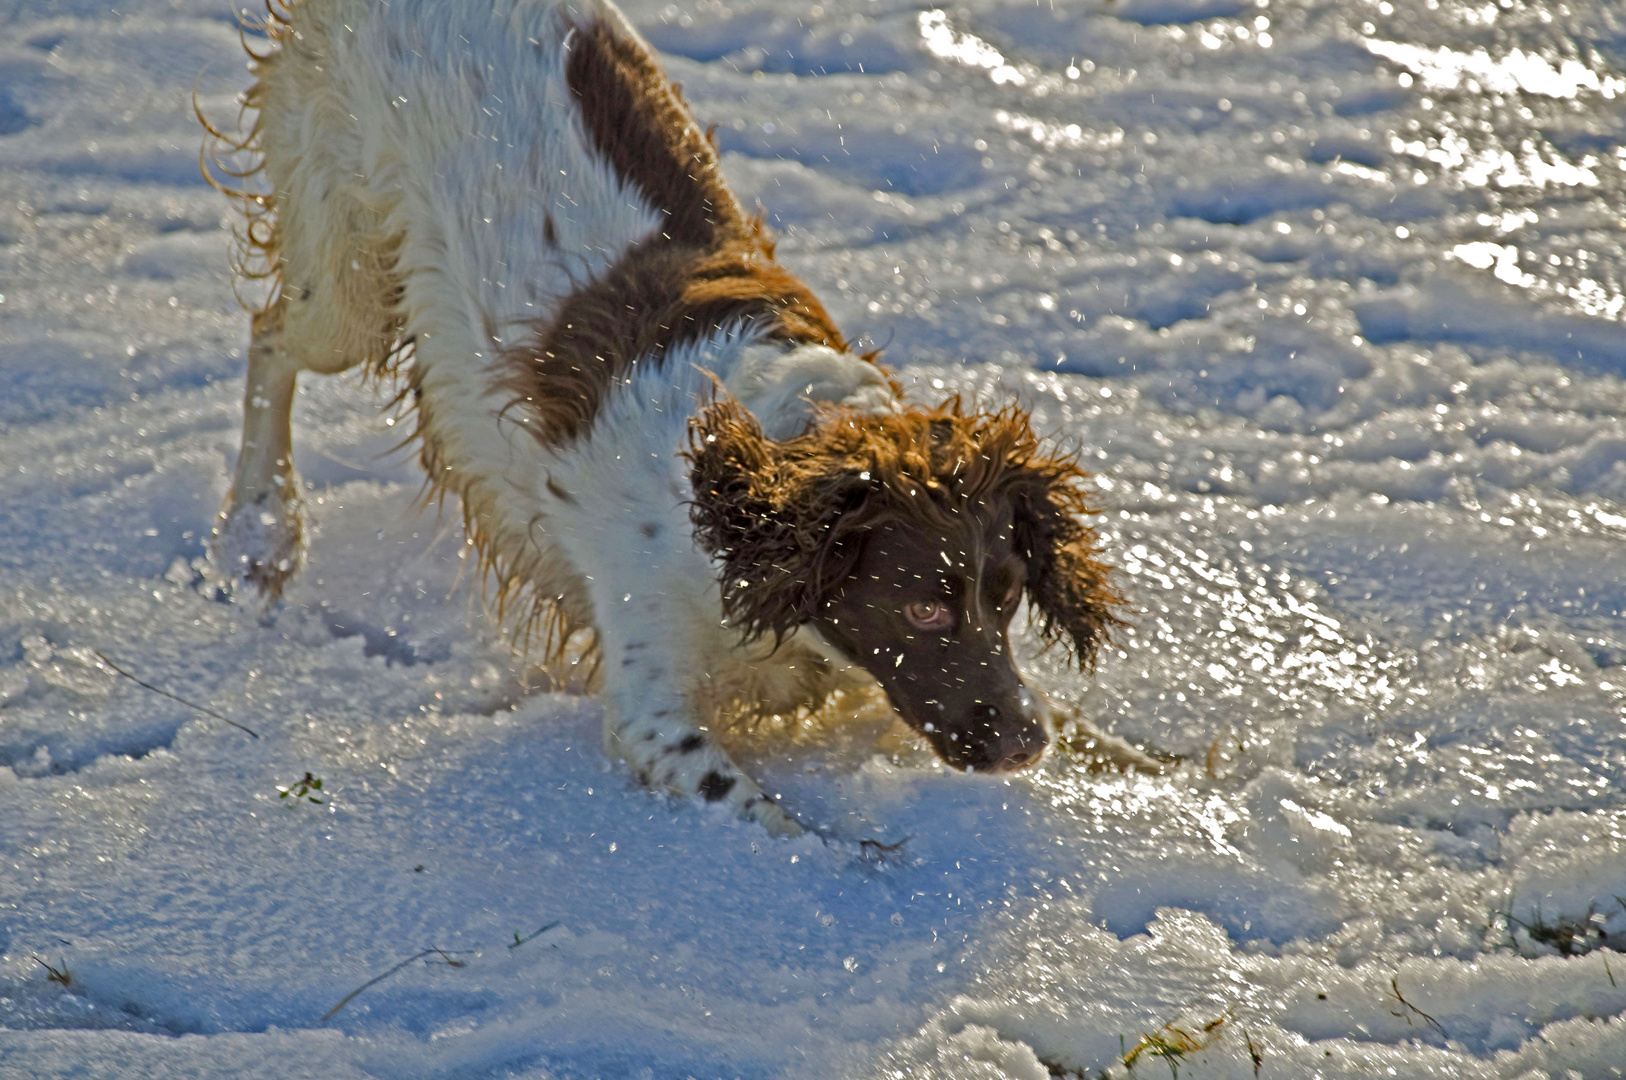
213 300 309 598
212 221 402 598
209 16 407 598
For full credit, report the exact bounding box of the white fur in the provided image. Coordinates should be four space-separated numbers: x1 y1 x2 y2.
213 0 897 835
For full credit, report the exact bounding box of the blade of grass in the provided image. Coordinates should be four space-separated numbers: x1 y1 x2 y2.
509 920 561 949
322 947 476 1021
94 651 260 739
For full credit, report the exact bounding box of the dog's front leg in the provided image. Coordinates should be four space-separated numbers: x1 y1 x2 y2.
543 361 807 838
547 435 805 838
597 616 803 838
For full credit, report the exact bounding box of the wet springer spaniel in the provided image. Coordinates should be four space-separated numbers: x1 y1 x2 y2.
207 0 1132 836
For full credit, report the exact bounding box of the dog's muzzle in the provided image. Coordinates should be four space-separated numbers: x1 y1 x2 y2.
931 689 1050 773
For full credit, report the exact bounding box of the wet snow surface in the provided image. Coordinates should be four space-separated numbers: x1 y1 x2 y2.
3 0 1626 1075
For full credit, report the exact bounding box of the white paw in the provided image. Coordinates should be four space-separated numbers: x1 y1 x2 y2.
210 490 307 599
745 795 805 839
1056 718 1168 774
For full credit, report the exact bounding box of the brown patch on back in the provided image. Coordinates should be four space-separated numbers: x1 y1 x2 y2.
565 18 739 247
500 16 853 447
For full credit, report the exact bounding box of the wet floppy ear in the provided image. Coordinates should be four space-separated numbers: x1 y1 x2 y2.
686 400 872 643
1009 459 1125 668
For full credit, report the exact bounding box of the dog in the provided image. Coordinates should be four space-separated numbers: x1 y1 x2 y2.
204 0 1131 837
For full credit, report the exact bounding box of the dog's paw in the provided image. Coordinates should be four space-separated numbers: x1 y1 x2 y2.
1056 720 1170 775
209 490 307 599
745 795 806 839
751 800 803 832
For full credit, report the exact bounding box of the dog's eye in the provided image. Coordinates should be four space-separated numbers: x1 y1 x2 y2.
903 600 953 629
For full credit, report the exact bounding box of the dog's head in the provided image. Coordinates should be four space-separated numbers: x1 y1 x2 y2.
687 397 1123 773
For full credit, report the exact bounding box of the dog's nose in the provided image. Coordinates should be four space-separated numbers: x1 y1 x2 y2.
991 727 1046 770
1001 743 1037 768
962 702 1047 772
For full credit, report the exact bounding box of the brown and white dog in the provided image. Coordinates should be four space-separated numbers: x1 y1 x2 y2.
206 0 1130 836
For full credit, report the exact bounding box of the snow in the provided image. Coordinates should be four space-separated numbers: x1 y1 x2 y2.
3 0 1626 1075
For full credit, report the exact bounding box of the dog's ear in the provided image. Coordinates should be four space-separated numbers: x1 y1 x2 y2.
1008 457 1125 668
686 399 871 643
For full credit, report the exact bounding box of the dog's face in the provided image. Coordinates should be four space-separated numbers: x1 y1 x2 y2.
808 504 1047 771
687 397 1123 774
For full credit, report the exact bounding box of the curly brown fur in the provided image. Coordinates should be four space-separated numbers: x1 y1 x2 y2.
686 396 1125 665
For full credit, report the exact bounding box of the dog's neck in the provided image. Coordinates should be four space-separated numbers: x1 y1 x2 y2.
722 341 896 441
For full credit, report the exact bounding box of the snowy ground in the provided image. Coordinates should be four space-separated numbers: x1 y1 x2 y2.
4 0 1626 1075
